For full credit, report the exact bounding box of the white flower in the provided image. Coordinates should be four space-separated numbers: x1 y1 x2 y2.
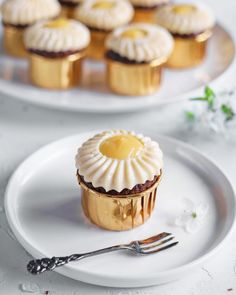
174 199 208 234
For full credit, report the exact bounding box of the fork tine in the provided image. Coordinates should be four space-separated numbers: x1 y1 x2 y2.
140 241 179 255
140 236 175 250
138 232 171 245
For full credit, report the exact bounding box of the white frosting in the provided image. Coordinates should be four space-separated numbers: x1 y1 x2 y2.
75 130 163 193
106 23 174 62
130 0 169 8
74 0 134 31
155 2 215 35
24 20 90 52
1 0 61 26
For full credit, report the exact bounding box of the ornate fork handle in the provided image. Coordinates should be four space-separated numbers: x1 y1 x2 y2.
27 232 178 275
27 244 129 275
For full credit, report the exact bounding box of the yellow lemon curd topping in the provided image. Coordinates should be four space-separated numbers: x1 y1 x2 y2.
122 28 148 39
172 4 197 14
92 1 115 9
45 18 69 29
99 135 144 160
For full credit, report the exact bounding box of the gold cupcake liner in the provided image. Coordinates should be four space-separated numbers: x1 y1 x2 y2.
60 5 75 18
166 30 212 69
29 52 84 89
133 8 156 23
87 30 108 60
106 58 165 96
3 26 28 58
77 172 162 231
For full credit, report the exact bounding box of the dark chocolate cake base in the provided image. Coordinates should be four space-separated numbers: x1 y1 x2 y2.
2 22 29 29
106 50 148 65
171 31 205 39
59 0 79 7
77 171 161 195
134 3 167 10
28 48 82 58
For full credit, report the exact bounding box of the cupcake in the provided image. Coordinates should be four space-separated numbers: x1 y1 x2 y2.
75 130 163 231
74 0 134 60
24 18 90 89
1 0 61 58
59 0 83 19
130 0 169 23
155 3 215 68
105 23 173 96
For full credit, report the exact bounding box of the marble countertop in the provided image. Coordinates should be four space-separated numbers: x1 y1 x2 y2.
1 0 236 294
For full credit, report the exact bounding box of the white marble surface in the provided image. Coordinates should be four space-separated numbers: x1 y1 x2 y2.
1 0 236 294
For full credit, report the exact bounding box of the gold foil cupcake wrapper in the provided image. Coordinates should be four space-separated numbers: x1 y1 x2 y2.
60 6 75 19
29 51 84 89
78 172 162 231
106 58 165 96
87 30 108 60
166 30 212 68
133 8 156 23
3 26 28 58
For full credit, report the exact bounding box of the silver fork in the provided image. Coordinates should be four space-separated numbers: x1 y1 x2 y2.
27 232 178 275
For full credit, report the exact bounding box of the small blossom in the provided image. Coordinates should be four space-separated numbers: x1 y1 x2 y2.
186 86 236 135
175 199 208 234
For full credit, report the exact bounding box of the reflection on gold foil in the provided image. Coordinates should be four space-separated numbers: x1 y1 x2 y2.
114 200 133 221
78 172 162 231
167 30 212 68
60 6 75 19
29 52 84 89
133 8 156 24
3 26 28 58
106 58 165 96
87 30 108 60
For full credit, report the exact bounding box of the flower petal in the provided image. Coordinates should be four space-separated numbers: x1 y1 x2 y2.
195 203 209 217
185 219 202 234
174 213 191 227
183 198 195 213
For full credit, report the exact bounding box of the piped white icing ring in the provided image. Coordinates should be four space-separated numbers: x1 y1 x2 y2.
1 0 61 26
24 19 90 52
106 23 174 63
74 0 134 31
155 2 215 35
75 130 163 193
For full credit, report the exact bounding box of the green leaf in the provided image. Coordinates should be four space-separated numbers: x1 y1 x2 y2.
189 86 216 110
205 86 216 110
190 97 207 102
221 104 234 121
205 86 216 99
185 111 196 122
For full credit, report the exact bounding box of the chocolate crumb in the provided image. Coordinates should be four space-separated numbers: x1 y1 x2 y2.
227 288 233 292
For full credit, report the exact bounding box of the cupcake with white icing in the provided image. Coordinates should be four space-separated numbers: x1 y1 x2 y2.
24 18 90 89
59 0 83 19
129 0 170 23
1 0 61 57
74 0 134 59
105 23 174 95
76 130 163 231
155 2 215 68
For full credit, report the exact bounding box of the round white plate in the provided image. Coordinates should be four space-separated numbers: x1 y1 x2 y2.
5 132 236 287
0 24 235 113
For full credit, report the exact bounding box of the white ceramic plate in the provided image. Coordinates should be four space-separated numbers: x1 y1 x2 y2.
4 131 236 287
0 24 235 113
